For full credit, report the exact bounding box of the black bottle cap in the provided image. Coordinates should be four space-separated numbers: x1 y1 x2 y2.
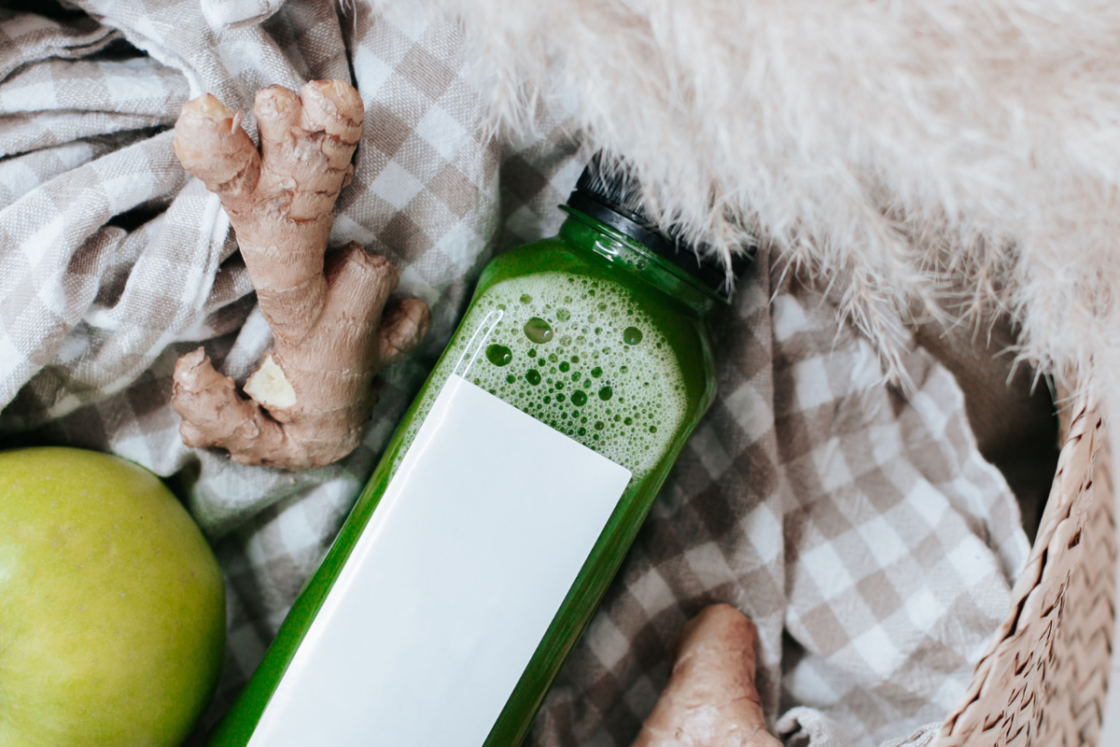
565 154 752 302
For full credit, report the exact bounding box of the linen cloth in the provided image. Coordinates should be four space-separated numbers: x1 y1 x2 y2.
0 2 1029 746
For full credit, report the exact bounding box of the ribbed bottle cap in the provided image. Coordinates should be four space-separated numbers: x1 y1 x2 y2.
565 155 751 302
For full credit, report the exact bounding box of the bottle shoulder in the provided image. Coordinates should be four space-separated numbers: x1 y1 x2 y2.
476 236 587 290
479 236 707 328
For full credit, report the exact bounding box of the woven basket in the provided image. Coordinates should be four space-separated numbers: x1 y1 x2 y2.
932 393 1115 746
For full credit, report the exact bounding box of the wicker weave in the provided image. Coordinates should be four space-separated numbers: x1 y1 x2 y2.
932 394 1116 747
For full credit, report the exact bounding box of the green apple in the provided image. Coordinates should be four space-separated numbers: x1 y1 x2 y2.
0 447 225 746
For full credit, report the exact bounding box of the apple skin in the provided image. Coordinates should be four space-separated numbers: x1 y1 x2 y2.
0 447 225 746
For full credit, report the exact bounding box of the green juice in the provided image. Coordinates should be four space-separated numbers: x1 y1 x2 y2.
210 165 732 747
397 258 697 481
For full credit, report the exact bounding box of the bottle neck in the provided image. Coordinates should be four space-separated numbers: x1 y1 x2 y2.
559 207 718 316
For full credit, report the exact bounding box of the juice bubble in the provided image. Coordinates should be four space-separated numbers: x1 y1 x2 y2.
559 362 570 373
598 386 612 401
571 391 588 407
591 367 603 378
524 317 553 344
486 344 512 366
557 308 571 321
526 369 542 385
520 294 533 304
623 327 643 345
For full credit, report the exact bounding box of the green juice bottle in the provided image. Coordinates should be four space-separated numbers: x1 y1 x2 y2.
210 159 743 747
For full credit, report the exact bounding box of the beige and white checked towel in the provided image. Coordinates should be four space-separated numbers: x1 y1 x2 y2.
0 3 1029 746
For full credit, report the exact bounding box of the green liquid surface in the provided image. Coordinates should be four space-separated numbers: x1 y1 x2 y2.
395 273 688 480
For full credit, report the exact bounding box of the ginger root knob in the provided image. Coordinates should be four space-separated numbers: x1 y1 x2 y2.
632 604 782 747
170 81 430 470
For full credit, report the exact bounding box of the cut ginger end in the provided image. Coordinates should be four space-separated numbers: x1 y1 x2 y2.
244 355 297 409
631 604 781 747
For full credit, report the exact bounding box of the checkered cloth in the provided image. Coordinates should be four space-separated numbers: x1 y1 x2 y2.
0 2 1029 746
531 252 1028 747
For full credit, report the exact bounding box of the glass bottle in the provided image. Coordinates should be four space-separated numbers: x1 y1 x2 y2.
210 158 742 747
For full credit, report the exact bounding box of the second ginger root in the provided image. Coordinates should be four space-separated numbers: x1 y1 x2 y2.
171 81 430 470
632 604 782 747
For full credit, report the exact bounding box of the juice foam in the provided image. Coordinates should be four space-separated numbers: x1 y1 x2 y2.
398 272 689 479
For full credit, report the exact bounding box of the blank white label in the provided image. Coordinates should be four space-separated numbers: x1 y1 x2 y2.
247 374 632 747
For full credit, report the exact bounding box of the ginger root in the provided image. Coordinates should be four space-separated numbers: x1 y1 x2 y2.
632 604 781 747
170 81 430 470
